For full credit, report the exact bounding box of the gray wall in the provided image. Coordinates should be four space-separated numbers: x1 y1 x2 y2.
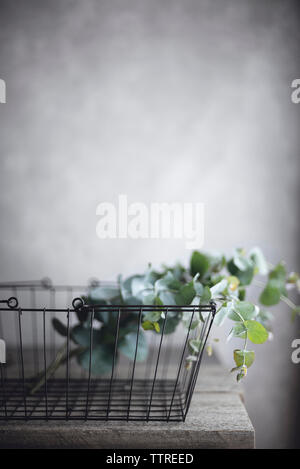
0 0 299 448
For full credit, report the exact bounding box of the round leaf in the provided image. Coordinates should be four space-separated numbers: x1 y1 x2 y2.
249 247 268 275
229 301 256 321
158 290 177 305
157 315 181 334
210 279 228 298
232 323 247 339
244 320 268 344
71 325 100 347
175 282 196 306
233 349 255 368
214 304 231 327
154 272 181 294
118 330 148 362
259 280 281 306
89 286 120 301
190 251 210 278
200 286 212 304
78 345 113 375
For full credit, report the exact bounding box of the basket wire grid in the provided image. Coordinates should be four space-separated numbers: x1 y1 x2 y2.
0 279 216 422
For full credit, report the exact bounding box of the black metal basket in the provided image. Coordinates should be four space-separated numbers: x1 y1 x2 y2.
0 279 215 422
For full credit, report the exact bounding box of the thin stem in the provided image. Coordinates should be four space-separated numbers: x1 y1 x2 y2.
234 309 248 367
280 294 297 310
29 343 84 395
29 343 67 394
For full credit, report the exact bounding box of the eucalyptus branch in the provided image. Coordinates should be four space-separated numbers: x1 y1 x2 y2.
29 343 85 395
47 246 299 384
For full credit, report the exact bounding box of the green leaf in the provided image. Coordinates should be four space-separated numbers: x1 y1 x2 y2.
193 280 204 296
78 344 113 375
142 292 156 305
231 323 247 339
235 301 256 317
200 286 212 304
210 279 228 298
71 325 101 347
233 255 249 271
123 296 142 305
143 267 161 286
120 275 147 304
117 322 138 339
269 262 286 283
175 282 196 306
259 262 287 306
71 325 92 347
214 304 231 326
142 320 154 330
52 317 68 337
89 286 120 301
233 349 255 368
118 330 148 362
94 308 110 323
244 320 268 344
161 263 186 282
238 288 246 301
249 247 268 275
158 290 177 305
130 277 154 302
154 272 181 295
154 296 163 306
157 315 181 334
229 302 256 321
190 251 210 278
227 259 254 286
142 320 160 332
190 295 200 306
259 279 281 306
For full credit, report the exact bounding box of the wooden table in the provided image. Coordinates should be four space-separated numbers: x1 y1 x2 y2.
0 358 255 449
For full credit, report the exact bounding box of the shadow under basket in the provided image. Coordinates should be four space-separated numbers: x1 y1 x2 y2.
0 279 216 422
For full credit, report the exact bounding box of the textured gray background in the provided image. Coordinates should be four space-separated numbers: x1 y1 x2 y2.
0 0 299 448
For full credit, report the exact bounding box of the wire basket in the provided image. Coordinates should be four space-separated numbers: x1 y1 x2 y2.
0 279 216 422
